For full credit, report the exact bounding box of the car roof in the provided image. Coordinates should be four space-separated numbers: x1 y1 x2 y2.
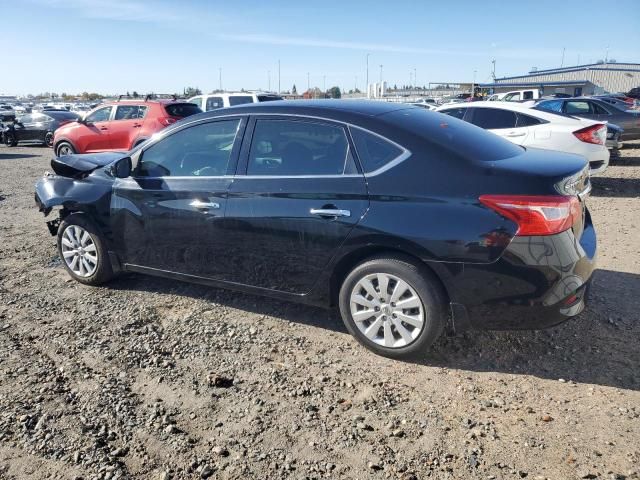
196 99 413 118
437 101 536 113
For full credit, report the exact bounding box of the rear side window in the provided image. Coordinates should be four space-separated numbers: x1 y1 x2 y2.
470 108 517 129
247 119 356 176
516 113 542 127
47 111 81 121
115 105 144 120
522 91 534 100
592 102 611 114
440 107 466 120
537 100 563 113
565 101 592 114
164 103 202 117
350 127 403 173
229 96 253 106
189 96 202 107
206 97 223 111
137 120 240 177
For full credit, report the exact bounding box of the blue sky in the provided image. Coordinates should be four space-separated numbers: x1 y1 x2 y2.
4 0 639 95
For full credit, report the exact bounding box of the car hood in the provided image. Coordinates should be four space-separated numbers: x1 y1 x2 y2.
51 151 128 178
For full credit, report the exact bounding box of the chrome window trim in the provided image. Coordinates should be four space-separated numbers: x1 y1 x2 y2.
136 112 411 179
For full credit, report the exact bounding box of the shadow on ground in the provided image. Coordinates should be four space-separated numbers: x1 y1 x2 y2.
591 176 640 197
0 151 42 160
106 268 639 391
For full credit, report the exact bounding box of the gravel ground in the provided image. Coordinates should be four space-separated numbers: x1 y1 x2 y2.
0 144 639 480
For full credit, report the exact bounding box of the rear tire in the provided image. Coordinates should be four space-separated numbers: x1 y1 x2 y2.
44 132 54 147
57 213 114 286
338 254 447 359
56 141 75 157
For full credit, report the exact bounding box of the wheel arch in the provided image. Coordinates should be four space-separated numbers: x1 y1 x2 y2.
328 246 453 309
54 137 77 154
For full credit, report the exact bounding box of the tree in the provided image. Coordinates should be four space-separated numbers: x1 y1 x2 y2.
328 86 341 99
292 84 297 95
132 91 139 98
183 86 202 97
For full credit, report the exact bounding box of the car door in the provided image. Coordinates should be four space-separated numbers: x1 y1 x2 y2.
222 116 369 294
14 114 33 141
467 108 526 144
82 106 114 152
110 105 143 150
29 113 51 142
110 117 246 278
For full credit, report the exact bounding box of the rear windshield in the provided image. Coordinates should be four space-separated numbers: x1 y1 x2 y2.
47 111 81 120
164 103 202 117
383 108 523 162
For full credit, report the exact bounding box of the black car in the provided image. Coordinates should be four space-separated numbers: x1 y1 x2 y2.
535 97 640 141
34 101 596 358
4 111 81 147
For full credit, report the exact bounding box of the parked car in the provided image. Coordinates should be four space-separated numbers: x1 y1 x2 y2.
502 89 541 102
188 92 283 112
534 97 640 141
52 97 202 156
436 101 609 175
3 111 81 147
626 87 640 99
605 123 624 150
0 105 16 121
410 102 436 110
592 95 635 110
35 100 596 359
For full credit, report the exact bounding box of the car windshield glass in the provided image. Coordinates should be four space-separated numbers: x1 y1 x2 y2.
383 108 523 161
164 103 202 117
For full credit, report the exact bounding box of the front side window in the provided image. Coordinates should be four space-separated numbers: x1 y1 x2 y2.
350 127 403 173
440 107 466 120
565 101 592 115
536 100 563 113
136 120 240 177
86 106 112 123
206 97 224 111
503 93 521 102
19 114 33 123
247 119 356 176
228 96 253 106
470 108 517 129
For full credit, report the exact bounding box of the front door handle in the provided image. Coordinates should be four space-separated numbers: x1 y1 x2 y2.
505 131 526 137
190 199 220 210
310 208 351 218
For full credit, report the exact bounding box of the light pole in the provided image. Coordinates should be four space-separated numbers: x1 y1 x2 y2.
414 68 417 90
366 53 370 98
379 64 383 84
472 69 477 97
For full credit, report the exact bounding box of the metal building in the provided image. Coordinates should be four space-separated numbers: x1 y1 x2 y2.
492 62 640 94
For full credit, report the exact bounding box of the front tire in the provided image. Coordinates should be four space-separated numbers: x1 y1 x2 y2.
4 132 17 147
57 213 114 285
56 141 75 157
44 132 54 147
338 255 447 359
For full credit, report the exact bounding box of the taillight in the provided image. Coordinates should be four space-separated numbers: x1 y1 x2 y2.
479 195 581 236
159 117 178 126
573 124 606 145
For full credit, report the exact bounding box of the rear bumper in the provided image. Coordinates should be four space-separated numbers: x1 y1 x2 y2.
447 211 597 331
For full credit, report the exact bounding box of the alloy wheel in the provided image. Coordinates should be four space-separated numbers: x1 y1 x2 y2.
61 225 98 277
58 145 73 156
349 273 425 348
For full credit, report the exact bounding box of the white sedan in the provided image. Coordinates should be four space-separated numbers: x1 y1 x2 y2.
435 101 609 176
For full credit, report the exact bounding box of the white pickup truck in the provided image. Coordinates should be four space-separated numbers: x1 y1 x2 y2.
488 89 541 102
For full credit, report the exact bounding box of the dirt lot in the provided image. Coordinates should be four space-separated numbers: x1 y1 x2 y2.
0 144 639 480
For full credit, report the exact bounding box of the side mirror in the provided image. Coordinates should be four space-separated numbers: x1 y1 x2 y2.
110 157 132 178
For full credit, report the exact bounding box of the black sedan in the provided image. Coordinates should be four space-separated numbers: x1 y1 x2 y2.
4 111 81 147
535 97 640 141
34 101 596 359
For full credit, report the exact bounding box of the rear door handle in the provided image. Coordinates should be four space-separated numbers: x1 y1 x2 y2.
99 127 108 131
505 131 526 137
190 199 220 210
310 208 351 218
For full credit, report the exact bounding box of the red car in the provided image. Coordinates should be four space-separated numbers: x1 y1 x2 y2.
53 97 202 156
